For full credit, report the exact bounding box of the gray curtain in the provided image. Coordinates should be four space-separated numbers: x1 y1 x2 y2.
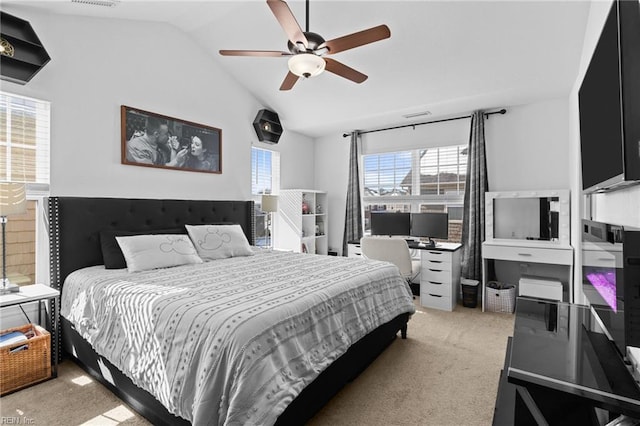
461 111 487 281
342 131 363 256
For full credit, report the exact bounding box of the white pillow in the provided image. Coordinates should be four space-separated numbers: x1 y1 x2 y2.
185 224 254 260
115 234 203 273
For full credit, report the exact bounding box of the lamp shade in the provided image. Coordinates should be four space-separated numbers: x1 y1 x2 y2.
0 182 27 216
288 53 325 78
261 195 278 213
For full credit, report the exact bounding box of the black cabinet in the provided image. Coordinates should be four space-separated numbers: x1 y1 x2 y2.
253 109 282 144
0 12 51 85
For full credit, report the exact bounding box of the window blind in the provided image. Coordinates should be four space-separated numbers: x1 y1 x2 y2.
251 147 280 195
0 92 51 185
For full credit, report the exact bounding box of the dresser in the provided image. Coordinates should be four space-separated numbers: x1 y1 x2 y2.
418 243 462 311
347 241 362 258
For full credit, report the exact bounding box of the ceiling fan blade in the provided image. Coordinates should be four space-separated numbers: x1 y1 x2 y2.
267 0 308 48
219 50 291 57
324 58 368 84
324 24 390 55
280 71 299 91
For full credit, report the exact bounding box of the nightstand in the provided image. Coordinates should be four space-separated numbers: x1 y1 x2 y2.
0 284 60 377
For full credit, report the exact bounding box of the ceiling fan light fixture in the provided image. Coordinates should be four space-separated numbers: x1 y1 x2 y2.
288 53 325 78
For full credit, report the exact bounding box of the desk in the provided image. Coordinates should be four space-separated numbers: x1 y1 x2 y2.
482 240 573 311
0 284 60 377
498 297 640 424
348 240 463 311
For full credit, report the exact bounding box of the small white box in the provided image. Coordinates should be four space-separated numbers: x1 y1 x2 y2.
518 276 563 302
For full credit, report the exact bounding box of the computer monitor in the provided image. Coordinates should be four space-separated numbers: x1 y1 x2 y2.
411 212 449 247
370 212 411 237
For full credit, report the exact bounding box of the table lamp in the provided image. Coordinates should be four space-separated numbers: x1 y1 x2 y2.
261 195 278 249
0 182 26 295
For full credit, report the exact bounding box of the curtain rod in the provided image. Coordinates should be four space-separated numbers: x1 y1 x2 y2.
342 108 507 138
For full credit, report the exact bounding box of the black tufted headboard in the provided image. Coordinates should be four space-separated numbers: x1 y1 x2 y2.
48 197 255 290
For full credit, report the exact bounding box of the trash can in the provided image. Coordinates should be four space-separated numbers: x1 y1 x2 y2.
461 278 479 308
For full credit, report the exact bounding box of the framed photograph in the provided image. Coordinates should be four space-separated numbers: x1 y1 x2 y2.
121 105 222 174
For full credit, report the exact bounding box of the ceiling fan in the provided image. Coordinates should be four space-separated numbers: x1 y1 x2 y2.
219 0 390 91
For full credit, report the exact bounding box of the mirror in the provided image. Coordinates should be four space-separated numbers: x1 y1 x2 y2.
485 190 570 246
493 197 560 241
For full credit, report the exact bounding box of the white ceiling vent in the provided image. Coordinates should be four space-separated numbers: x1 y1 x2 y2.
402 111 432 119
71 0 119 7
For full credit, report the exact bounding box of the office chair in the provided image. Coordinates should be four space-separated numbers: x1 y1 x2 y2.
360 236 420 294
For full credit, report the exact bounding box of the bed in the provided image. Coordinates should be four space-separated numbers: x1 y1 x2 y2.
48 197 414 425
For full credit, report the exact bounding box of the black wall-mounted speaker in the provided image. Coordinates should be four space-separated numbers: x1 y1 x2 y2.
0 12 51 85
253 109 282 144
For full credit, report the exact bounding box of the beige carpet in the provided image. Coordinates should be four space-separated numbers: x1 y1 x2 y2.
0 302 514 425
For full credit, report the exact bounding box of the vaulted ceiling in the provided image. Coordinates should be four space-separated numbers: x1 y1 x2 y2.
4 1 592 138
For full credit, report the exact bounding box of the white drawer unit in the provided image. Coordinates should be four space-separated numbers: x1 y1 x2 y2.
419 246 462 312
482 243 573 266
519 276 563 302
420 293 452 311
347 242 362 258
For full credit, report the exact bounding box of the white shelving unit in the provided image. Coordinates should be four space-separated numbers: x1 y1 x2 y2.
275 189 328 255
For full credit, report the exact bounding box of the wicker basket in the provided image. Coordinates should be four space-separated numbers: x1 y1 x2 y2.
486 282 517 313
0 324 51 395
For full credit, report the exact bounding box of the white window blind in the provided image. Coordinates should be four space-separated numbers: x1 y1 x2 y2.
363 151 412 196
0 92 50 186
363 145 466 198
419 145 466 195
251 147 280 196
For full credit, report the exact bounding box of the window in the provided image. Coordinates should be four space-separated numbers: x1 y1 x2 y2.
251 147 280 247
0 92 51 285
362 145 466 242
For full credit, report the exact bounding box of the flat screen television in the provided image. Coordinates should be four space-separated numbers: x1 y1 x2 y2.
582 219 640 358
578 0 640 193
370 212 410 237
411 212 449 247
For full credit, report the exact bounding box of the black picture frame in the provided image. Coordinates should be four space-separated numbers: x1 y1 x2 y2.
121 105 222 174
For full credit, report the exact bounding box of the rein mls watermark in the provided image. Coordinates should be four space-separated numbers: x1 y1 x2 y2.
0 417 35 425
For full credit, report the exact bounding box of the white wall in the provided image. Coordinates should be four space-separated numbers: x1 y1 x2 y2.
315 98 571 255
0 7 314 201
314 132 350 254
485 98 570 192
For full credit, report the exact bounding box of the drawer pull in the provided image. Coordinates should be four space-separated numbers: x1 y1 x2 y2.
517 253 533 257
429 269 443 272
429 281 443 285
428 294 442 298
429 260 443 264
429 252 442 255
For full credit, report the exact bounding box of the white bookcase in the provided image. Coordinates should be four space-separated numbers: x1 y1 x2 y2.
275 189 328 255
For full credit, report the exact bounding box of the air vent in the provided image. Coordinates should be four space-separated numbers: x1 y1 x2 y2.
71 0 119 7
402 111 431 119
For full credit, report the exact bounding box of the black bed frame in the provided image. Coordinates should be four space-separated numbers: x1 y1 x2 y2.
48 196 410 425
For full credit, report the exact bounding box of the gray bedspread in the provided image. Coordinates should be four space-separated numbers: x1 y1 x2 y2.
60 249 415 425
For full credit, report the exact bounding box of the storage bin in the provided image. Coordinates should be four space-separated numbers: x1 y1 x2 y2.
0 324 51 395
486 281 516 313
461 278 479 308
